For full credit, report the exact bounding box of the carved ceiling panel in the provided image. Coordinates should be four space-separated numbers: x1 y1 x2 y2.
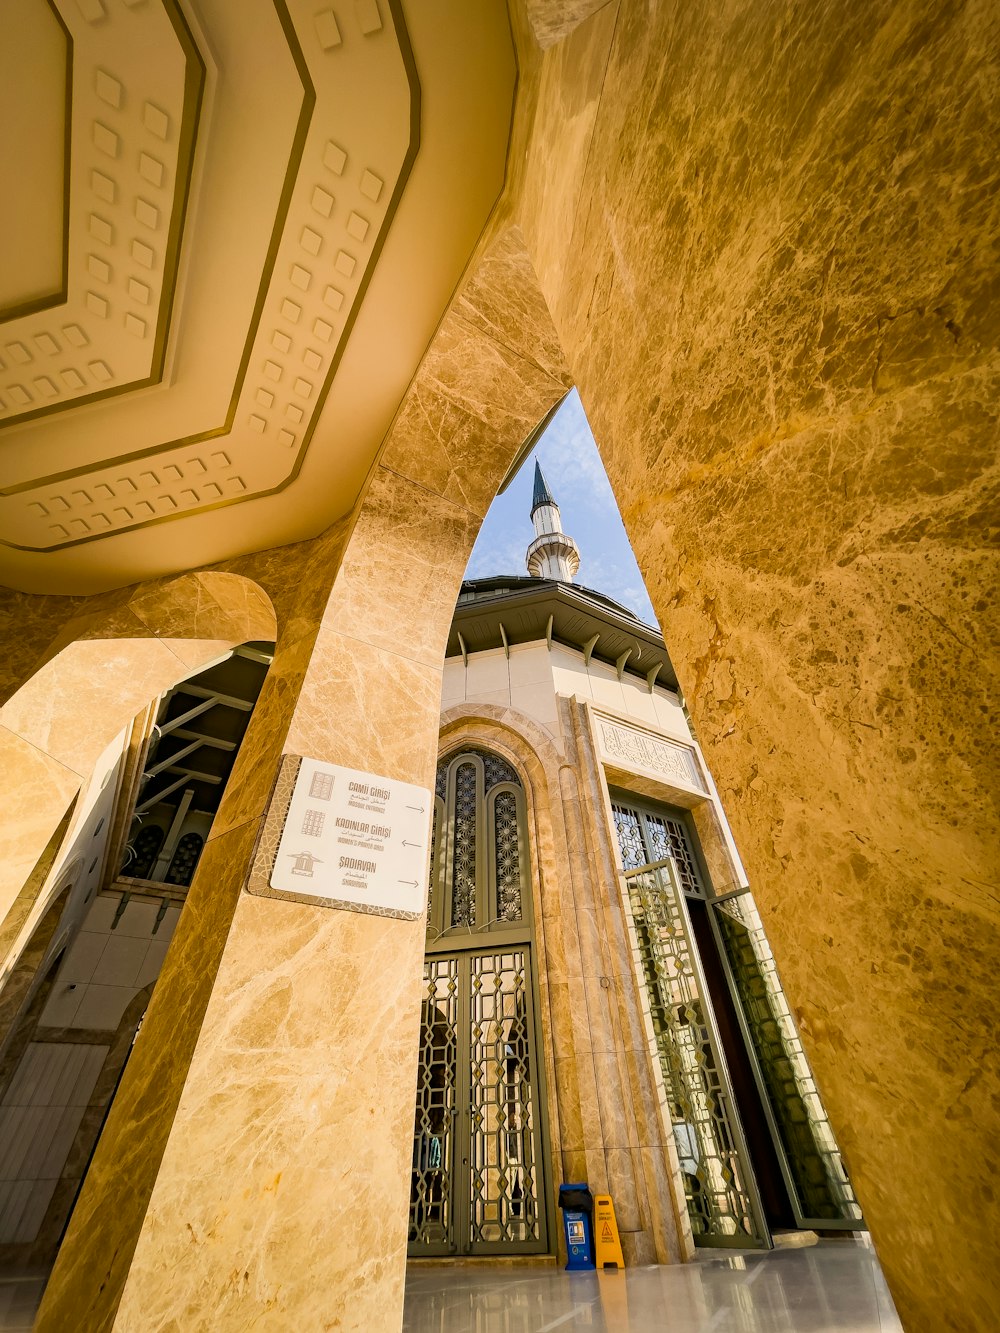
0 0 515 593
0 0 199 425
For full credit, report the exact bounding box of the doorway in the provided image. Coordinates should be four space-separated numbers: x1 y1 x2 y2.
408 749 548 1257
609 792 863 1246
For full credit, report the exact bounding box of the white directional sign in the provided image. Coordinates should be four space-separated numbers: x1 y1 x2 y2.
269 758 432 918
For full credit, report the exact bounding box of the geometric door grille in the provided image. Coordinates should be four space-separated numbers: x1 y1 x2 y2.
611 792 862 1240
468 949 540 1246
626 862 766 1246
413 746 546 1256
409 947 545 1255
410 957 459 1248
611 801 704 895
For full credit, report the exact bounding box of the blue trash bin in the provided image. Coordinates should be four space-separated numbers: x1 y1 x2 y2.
558 1182 595 1271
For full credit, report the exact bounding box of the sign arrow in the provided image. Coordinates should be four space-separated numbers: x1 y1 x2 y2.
406 804 426 813
398 879 419 888
402 839 420 847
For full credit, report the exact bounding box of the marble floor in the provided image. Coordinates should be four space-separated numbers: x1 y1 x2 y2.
0 1238 903 1331
403 1238 904 1333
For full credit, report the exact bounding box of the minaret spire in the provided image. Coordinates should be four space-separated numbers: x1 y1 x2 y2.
526 461 580 583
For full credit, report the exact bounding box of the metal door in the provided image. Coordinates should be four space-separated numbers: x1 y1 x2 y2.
410 747 549 1256
610 792 862 1241
611 796 771 1247
408 945 547 1256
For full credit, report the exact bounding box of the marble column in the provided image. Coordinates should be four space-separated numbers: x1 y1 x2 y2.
109 471 475 1332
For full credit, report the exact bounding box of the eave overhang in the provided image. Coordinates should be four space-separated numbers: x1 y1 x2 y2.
448 578 678 693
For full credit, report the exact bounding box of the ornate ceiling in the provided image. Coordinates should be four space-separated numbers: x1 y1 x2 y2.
0 0 515 592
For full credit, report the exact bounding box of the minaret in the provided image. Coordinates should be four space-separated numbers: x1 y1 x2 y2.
526 461 580 582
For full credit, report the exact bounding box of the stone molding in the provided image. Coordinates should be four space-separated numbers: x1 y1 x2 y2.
590 706 707 804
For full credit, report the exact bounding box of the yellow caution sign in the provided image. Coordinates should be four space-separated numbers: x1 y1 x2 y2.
593 1193 625 1269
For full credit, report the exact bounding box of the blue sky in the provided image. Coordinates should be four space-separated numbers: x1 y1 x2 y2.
464 389 659 627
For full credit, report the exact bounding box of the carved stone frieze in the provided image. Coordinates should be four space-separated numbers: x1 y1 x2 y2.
595 713 705 793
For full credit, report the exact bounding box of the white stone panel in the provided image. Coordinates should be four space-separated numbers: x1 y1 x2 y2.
57 930 107 985
652 690 690 741
135 940 171 990
79 895 121 934
38 984 83 1029
158 906 182 942
509 680 559 729
440 658 465 706
550 646 592 699
620 678 659 726
464 648 509 696
91 934 148 987
465 689 511 712
0 1177 56 1245
587 662 627 712
507 643 551 688
113 898 162 938
0 1043 107 1244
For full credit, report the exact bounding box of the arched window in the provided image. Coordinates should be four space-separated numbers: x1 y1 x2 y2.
427 748 530 938
125 825 164 880
165 832 204 887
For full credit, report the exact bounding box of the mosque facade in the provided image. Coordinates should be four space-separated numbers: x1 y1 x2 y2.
414 467 863 1263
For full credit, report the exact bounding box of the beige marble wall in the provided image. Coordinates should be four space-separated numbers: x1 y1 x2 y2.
524 0 615 51
440 703 690 1267
513 3 1000 1327
0 805 76 998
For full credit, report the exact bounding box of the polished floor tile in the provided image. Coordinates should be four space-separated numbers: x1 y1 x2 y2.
0 1238 903 1331
403 1238 904 1332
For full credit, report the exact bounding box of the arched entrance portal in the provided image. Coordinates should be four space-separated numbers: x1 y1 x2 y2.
409 747 549 1257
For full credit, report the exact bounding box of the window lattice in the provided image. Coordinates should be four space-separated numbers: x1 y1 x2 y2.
483 753 520 791
494 791 522 922
646 814 703 895
124 824 163 879
612 805 645 870
451 763 478 927
611 801 704 896
432 750 529 932
165 831 204 887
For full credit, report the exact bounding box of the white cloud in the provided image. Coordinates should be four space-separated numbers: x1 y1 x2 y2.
536 392 616 514
465 528 525 580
